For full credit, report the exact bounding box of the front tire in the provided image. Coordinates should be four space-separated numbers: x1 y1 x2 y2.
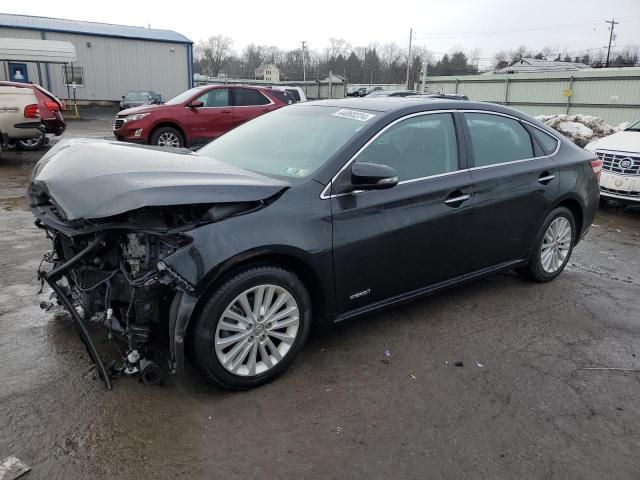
150 126 184 148
522 207 576 283
192 266 311 389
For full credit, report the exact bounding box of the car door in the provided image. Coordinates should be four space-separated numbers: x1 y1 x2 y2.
188 88 233 144
461 111 560 271
331 111 474 313
231 88 274 127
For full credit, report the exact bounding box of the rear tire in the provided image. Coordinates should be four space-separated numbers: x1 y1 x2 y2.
191 266 311 389
521 207 576 283
17 132 45 151
150 126 184 148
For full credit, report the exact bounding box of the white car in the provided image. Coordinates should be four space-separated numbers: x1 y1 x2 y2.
0 85 42 150
586 119 640 204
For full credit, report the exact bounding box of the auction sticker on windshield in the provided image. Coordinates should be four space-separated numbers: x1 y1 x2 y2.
333 109 376 122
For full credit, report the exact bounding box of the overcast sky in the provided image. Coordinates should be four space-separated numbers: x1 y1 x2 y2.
3 0 640 66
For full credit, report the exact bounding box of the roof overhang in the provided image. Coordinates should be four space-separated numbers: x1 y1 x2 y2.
0 38 77 63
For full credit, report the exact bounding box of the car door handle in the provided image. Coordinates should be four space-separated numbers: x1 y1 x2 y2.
444 192 471 206
538 172 555 184
221 109 232 114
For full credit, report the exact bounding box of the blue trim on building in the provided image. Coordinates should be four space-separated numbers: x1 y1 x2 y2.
187 44 194 88
1 24 192 45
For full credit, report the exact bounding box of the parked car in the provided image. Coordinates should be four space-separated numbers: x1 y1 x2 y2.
113 85 289 148
30 98 600 390
366 89 419 97
585 119 640 204
120 90 162 110
0 81 65 150
263 85 307 103
0 84 43 151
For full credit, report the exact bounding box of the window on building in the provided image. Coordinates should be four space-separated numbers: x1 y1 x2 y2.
355 113 459 181
63 65 84 86
464 113 534 167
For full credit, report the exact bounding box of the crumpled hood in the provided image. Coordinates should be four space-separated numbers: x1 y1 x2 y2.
119 104 164 115
29 138 289 221
588 131 640 153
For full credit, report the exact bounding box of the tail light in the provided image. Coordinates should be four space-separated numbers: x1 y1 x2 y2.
590 158 603 183
24 104 40 118
44 100 61 112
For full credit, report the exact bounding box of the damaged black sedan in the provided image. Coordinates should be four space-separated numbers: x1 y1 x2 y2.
29 98 600 390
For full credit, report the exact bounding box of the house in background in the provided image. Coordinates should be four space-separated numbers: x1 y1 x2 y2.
495 57 592 74
255 63 280 82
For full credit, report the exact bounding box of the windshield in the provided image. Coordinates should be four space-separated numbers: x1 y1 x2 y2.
626 119 640 131
165 87 207 105
198 105 376 178
125 91 149 101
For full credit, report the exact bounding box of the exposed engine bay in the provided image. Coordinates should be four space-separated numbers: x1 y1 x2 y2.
33 202 262 389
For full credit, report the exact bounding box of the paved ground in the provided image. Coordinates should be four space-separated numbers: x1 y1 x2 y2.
1 113 640 479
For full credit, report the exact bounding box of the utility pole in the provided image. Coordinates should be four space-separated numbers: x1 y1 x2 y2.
421 52 428 93
605 18 619 67
406 28 413 89
301 40 307 82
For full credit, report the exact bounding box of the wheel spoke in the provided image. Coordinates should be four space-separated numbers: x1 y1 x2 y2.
269 315 298 330
264 292 290 322
267 330 295 344
223 308 252 325
252 286 265 318
259 342 273 368
268 306 297 324
222 336 250 366
238 293 254 320
215 331 250 347
247 342 258 375
230 342 253 372
219 319 249 333
265 337 282 361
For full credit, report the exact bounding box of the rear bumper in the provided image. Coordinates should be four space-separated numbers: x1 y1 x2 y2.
42 117 66 136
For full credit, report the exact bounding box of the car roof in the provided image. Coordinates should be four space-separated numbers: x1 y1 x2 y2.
303 97 486 112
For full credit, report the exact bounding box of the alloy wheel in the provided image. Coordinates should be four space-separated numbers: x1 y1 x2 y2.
214 284 300 376
157 132 180 147
540 216 572 273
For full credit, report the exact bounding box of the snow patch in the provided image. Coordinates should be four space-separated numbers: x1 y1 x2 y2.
535 114 618 148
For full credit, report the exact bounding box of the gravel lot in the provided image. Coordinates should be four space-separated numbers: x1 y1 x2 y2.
1 110 639 479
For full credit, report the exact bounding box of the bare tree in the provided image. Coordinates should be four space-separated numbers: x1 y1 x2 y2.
196 36 235 77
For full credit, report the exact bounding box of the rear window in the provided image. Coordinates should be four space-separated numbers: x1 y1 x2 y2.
286 89 301 102
269 90 295 104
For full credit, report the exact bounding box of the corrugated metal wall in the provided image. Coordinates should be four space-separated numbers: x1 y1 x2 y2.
424 69 640 125
0 27 190 102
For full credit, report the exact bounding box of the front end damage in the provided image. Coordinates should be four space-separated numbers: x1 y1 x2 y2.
28 139 288 389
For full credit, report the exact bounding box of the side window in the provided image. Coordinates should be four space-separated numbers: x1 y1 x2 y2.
530 126 559 155
464 113 534 167
356 113 459 181
233 88 271 106
197 89 229 107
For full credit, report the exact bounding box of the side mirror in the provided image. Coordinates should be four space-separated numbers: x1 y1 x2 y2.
121 95 125 99
188 100 204 108
350 162 398 191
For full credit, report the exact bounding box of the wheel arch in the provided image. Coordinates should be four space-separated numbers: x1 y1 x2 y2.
553 195 584 245
149 121 187 146
186 248 332 341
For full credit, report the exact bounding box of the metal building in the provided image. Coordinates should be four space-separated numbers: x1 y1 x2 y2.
423 68 640 126
0 13 193 104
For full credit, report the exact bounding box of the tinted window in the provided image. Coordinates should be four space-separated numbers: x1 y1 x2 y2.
356 113 458 181
464 113 534 167
530 127 559 154
197 88 229 107
269 90 294 104
233 88 271 106
286 89 301 102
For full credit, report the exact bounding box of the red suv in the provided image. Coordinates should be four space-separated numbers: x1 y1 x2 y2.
113 85 292 148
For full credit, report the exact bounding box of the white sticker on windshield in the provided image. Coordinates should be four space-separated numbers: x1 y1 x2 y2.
333 109 376 122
